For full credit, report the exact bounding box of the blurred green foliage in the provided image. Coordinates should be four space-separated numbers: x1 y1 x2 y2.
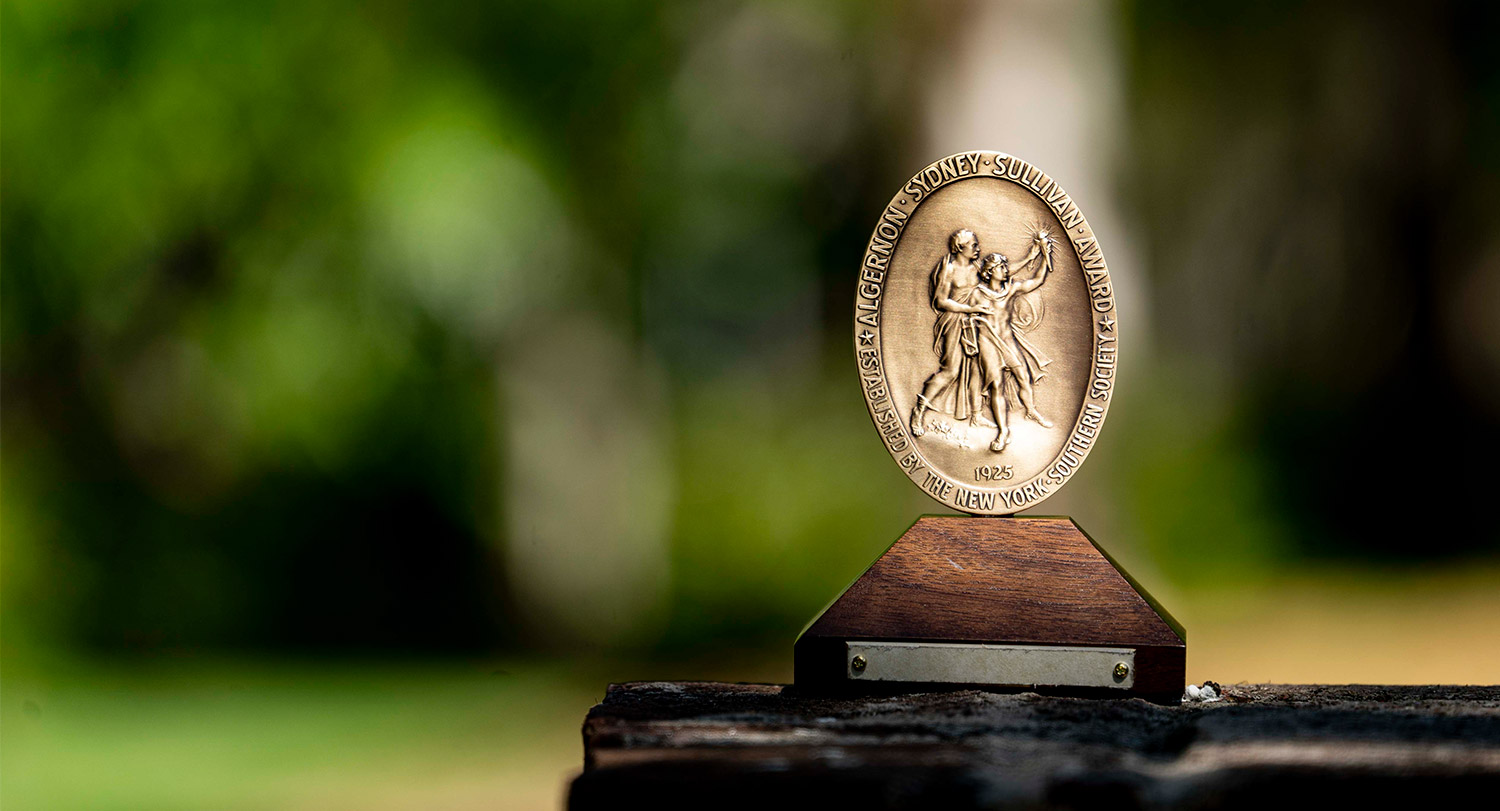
2 0 931 655
5 3 1500 810
3 0 1498 665
1118 0 1500 562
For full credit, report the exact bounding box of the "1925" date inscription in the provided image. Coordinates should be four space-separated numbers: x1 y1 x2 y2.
974 464 1014 482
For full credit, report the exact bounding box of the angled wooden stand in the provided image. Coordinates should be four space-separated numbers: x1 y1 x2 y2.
795 516 1185 703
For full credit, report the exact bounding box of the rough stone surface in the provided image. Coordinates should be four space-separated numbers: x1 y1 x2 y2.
571 682 1500 810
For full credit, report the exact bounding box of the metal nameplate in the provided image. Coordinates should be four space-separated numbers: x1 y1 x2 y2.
846 641 1135 689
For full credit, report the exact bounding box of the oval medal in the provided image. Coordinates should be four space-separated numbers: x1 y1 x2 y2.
855 151 1117 514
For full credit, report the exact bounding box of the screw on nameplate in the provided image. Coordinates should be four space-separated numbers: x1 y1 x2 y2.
845 641 1136 689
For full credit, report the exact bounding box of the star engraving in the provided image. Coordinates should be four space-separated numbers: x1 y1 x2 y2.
858 330 875 345
1098 317 1116 333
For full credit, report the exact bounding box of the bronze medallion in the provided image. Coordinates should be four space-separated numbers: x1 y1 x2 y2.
855 151 1116 514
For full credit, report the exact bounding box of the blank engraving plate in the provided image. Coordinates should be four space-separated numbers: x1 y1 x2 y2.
855 152 1117 515
846 641 1135 690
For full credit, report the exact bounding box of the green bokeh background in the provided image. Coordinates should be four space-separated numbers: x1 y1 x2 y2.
5 1 1499 808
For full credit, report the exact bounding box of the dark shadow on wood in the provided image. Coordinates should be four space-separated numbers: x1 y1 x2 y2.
572 682 1500 810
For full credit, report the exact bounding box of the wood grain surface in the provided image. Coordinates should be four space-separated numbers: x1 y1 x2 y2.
571 681 1500 810
796 516 1185 698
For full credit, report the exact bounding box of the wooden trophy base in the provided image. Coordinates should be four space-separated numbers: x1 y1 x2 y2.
794 516 1185 703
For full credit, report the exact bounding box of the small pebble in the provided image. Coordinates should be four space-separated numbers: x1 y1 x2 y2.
1182 682 1225 703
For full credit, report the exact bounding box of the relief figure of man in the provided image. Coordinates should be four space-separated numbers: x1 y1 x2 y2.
909 228 989 439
